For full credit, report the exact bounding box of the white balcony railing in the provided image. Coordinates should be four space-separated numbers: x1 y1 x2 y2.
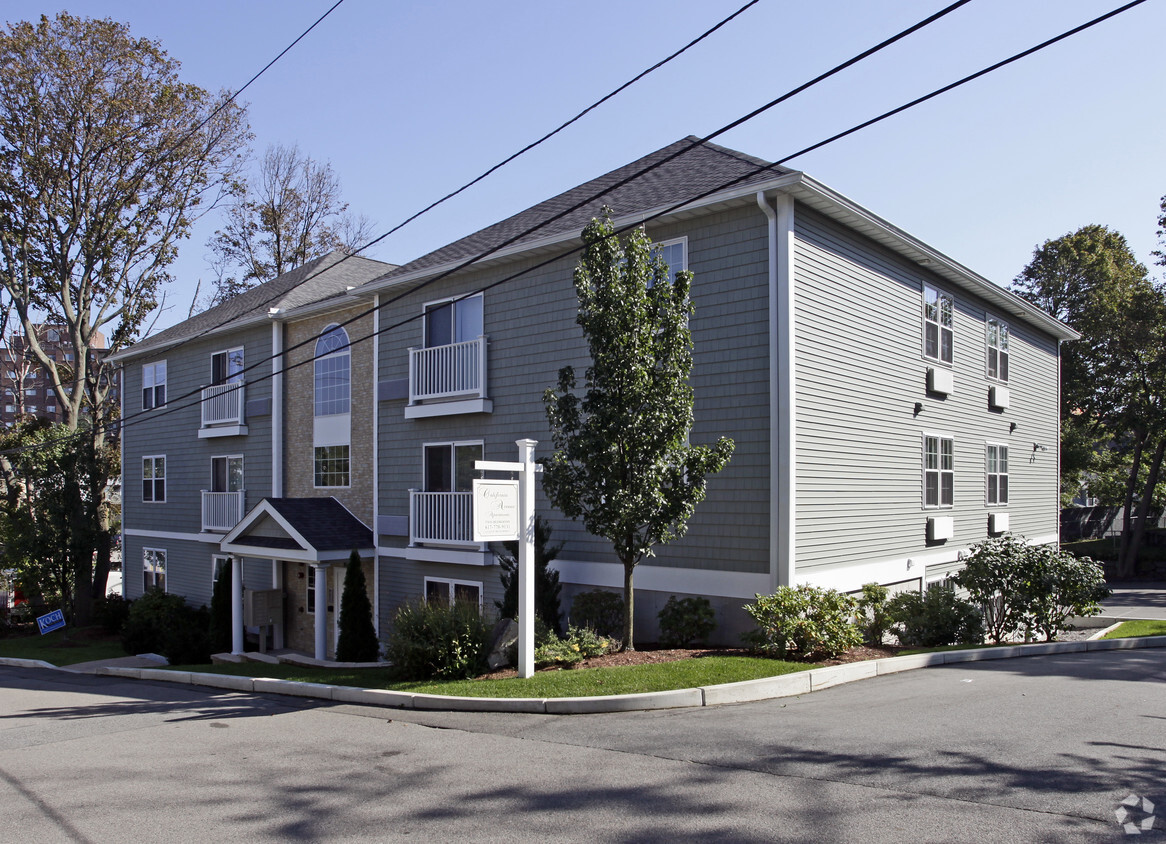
408 336 487 404
409 490 474 546
202 490 245 532
201 382 245 427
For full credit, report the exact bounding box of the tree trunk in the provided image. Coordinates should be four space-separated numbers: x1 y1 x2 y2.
622 561 635 651
1121 434 1166 579
1117 433 1145 576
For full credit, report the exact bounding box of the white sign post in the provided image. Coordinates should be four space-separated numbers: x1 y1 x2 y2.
475 438 540 678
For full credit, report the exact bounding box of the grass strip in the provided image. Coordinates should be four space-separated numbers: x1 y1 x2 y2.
1101 619 1166 639
164 655 809 698
0 627 126 666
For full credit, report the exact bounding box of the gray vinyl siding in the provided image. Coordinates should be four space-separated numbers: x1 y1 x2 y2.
792 208 1061 575
122 532 272 607
120 323 275 604
376 205 774 620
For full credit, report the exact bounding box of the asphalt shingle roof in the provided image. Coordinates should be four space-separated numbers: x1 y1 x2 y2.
262 497 373 553
373 137 789 281
121 252 397 359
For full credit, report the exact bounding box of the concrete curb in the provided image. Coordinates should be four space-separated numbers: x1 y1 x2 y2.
19 634 1166 715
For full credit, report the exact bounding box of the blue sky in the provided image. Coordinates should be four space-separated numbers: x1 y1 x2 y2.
7 0 1165 332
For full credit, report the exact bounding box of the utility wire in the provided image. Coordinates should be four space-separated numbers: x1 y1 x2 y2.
99 0 973 440
128 0 765 365
6 0 1145 458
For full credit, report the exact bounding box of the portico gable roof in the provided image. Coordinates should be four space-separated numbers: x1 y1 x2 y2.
220 497 373 563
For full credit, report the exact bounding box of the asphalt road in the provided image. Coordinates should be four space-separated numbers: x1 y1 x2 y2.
1 650 1163 842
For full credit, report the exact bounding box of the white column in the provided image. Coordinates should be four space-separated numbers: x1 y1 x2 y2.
516 438 537 679
314 563 328 660
231 556 244 655
271 559 284 649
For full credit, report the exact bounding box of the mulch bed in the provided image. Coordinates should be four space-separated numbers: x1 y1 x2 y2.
475 642 904 681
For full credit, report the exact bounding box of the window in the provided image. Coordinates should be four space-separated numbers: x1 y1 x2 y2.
143 456 165 502
424 577 482 608
424 295 483 348
314 325 350 416
25 389 35 397
143 548 166 592
143 361 166 409
3 406 12 413
46 329 59 342
986 318 1009 381
924 435 954 508
923 285 953 364
64 352 73 362
27 405 36 413
212 555 230 584
314 445 349 487
211 455 244 493
655 238 687 286
424 441 482 492
305 567 334 614
211 347 244 385
987 444 1009 505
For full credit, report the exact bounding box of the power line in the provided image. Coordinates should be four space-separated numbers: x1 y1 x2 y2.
6 0 1146 458
105 0 974 438
127 0 766 366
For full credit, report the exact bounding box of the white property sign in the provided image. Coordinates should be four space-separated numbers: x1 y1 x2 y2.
472 479 520 541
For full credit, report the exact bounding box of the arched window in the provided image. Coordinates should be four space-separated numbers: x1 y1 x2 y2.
314 324 350 416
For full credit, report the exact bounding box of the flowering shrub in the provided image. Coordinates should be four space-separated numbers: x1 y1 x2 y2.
534 625 616 668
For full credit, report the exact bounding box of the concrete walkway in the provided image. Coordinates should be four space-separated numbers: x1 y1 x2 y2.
1099 581 1166 620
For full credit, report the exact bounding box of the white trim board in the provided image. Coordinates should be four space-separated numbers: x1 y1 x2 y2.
125 528 220 544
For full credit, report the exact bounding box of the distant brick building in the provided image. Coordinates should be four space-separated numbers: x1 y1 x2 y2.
0 325 119 428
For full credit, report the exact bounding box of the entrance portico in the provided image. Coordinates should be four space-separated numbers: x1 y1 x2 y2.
221 497 374 660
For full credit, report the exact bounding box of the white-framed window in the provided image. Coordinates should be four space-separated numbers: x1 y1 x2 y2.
654 237 688 286
24 389 35 397
986 444 1009 505
211 347 245 385
3 405 12 413
986 317 1009 382
212 555 231 584
923 434 954 509
314 445 350 488
143 548 166 592
423 440 483 492
424 294 483 348
314 325 350 416
424 577 482 609
143 361 166 409
142 455 166 503
923 284 954 365
305 566 334 614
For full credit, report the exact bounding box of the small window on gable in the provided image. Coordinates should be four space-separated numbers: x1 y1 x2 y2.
923 285 953 365
143 361 166 409
986 318 1009 382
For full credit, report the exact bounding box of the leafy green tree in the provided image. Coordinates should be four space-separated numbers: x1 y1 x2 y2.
205 143 374 307
1013 225 1166 577
496 515 564 636
336 550 379 662
0 13 248 623
543 211 734 649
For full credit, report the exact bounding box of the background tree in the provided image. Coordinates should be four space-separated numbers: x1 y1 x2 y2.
0 13 249 623
336 550 379 662
496 515 564 636
204 143 375 306
1013 224 1166 577
543 212 734 649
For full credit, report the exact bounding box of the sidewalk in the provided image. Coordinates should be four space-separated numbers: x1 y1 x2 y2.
1099 582 1166 621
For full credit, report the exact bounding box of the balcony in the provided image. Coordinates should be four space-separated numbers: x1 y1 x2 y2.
409 490 479 547
202 490 245 532
405 336 492 419
199 382 248 437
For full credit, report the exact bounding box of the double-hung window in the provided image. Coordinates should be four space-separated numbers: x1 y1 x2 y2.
655 237 687 286
143 548 166 592
923 285 953 364
143 456 165 503
143 361 166 409
987 444 1009 505
986 318 1009 381
924 435 954 508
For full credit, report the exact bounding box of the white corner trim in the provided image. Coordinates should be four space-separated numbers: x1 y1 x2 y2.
404 398 493 419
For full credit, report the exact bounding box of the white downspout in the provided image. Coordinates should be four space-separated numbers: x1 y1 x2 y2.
757 191 796 590
372 294 380 636
271 319 284 498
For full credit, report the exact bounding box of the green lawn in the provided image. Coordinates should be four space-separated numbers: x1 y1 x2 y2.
1102 619 1166 639
0 626 125 666
164 655 810 698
